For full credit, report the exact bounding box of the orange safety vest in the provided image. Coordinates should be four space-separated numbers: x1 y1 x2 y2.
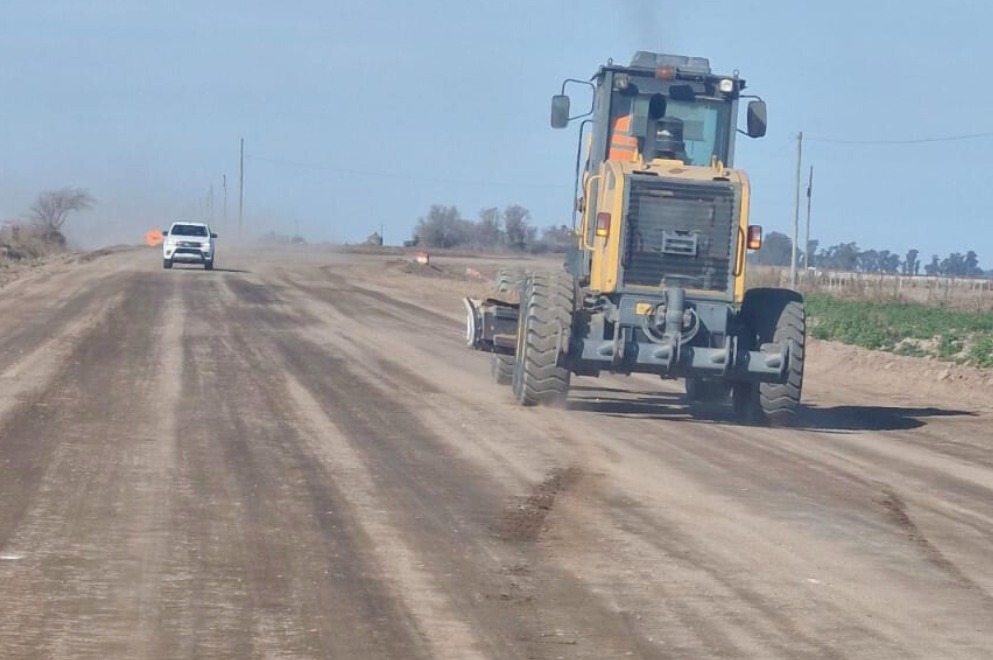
608 114 638 161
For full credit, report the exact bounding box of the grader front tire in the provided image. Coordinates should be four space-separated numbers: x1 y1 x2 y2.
495 267 527 295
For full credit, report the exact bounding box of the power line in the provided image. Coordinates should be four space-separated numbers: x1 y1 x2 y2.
807 131 993 145
246 154 570 190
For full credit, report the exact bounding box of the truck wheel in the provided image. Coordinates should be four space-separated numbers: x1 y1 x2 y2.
204 259 214 271
685 378 730 403
738 288 806 425
490 354 514 386
163 259 173 269
511 272 574 406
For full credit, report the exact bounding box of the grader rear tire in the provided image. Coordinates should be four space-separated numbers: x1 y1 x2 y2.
490 354 514 386
736 288 806 425
511 272 574 406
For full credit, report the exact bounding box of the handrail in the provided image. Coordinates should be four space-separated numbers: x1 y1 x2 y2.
579 174 602 250
734 226 746 277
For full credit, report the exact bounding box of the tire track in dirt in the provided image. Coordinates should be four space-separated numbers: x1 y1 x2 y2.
518 399 993 657
0 275 150 549
598 498 869 659
0 275 113 371
0 274 127 410
236 266 657 657
558 380 993 597
276 372 486 658
260 319 657 658
878 486 993 606
268 269 608 516
0 273 178 658
151 278 430 659
639 412 993 598
268 331 547 658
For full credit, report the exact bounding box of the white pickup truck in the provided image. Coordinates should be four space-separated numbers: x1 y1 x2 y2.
162 222 217 270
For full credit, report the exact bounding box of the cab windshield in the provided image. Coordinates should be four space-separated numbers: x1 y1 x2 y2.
663 99 730 166
607 83 733 166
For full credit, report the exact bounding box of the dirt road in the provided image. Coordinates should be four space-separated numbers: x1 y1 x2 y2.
0 247 990 659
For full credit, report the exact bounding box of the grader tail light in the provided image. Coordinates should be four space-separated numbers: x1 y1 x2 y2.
747 225 763 250
595 212 612 238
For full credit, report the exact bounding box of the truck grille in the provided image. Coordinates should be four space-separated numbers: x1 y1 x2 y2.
622 177 738 292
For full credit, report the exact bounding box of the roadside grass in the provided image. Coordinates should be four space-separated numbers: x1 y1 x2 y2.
748 265 993 312
805 294 993 368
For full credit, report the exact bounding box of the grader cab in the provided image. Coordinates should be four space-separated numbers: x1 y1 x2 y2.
464 52 806 424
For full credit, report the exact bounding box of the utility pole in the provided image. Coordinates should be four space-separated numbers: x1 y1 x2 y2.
238 140 245 237
790 131 803 288
222 174 228 227
803 165 814 271
208 184 214 222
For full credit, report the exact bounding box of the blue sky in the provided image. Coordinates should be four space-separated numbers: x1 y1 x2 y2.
0 0 989 265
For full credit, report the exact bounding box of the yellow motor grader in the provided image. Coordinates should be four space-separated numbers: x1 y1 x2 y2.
465 52 805 424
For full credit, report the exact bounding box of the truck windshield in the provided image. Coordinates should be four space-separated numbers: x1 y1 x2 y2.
171 225 208 237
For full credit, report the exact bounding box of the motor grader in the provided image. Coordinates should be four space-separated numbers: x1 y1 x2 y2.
464 52 805 424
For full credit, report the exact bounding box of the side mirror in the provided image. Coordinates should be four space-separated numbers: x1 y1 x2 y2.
161 229 169 235
747 100 767 138
210 232 218 238
551 95 570 129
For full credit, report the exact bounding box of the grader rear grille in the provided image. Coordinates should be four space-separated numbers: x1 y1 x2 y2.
623 178 738 292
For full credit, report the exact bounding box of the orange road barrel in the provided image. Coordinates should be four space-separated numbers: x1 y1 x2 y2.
146 229 164 246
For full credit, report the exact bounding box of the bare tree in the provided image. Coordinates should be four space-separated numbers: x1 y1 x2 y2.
30 187 95 235
472 207 502 249
410 202 539 252
414 205 471 249
537 224 575 253
502 204 532 251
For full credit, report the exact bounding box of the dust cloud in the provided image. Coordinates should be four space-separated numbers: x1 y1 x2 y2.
2 186 282 252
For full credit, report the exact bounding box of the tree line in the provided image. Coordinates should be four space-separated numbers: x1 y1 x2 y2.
408 207 992 278
752 231 991 279
409 204 573 253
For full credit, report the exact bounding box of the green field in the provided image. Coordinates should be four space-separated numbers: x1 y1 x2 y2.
805 294 993 368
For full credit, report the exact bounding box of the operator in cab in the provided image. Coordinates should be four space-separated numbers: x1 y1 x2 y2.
608 92 688 165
